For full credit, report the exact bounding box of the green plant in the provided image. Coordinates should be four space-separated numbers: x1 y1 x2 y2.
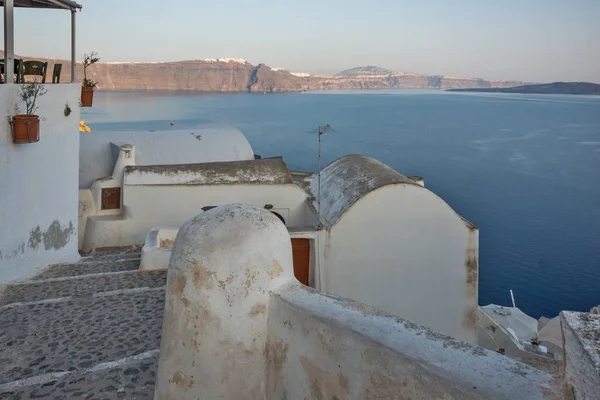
18 81 47 116
82 51 100 88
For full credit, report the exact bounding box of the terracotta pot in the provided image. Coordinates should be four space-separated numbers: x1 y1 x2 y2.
81 86 94 107
12 115 40 143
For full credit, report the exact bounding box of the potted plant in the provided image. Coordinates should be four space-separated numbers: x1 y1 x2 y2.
11 81 47 144
81 51 100 107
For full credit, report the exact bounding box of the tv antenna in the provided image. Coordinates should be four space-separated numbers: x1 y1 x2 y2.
316 124 334 227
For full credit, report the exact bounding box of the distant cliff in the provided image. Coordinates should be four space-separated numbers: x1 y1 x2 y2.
301 73 525 91
447 82 600 95
83 59 303 92
0 53 526 92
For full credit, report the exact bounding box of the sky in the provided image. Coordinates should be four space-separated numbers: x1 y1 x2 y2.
3 0 600 82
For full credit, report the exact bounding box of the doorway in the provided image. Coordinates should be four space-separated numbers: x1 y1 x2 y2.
291 238 310 286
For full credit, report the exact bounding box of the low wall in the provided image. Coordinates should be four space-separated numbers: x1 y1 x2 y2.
268 285 556 399
155 205 559 399
561 311 600 399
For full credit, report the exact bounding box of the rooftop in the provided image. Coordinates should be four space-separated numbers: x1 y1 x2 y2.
312 154 419 225
124 158 294 186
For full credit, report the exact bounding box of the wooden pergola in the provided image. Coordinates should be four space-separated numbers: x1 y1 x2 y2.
1 0 82 83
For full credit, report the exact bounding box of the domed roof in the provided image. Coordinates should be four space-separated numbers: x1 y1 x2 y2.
311 154 418 226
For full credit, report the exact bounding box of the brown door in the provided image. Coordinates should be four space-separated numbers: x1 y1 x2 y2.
291 239 310 286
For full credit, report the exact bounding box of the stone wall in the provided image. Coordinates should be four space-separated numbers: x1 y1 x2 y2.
561 311 600 399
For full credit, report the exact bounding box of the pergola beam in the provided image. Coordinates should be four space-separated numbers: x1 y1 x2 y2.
2 0 80 84
71 9 75 82
0 0 80 10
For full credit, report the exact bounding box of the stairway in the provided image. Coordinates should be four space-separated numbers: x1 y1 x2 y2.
0 248 166 399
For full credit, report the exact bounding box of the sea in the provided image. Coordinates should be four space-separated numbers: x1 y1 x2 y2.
82 89 600 319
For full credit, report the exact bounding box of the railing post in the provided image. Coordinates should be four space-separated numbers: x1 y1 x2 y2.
4 0 14 85
71 9 76 83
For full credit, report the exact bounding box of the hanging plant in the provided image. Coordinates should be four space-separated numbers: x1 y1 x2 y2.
11 80 47 144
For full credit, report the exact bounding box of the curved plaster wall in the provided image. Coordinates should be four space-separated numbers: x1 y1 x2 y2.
321 183 478 343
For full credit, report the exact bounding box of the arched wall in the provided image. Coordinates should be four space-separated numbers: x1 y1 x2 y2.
322 183 478 343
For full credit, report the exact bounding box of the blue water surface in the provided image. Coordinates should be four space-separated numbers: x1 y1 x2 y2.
82 90 600 318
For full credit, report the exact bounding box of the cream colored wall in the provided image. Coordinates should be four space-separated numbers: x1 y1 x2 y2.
0 84 81 282
321 183 479 343
81 183 312 251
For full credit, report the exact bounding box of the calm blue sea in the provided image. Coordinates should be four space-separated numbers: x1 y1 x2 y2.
82 90 600 319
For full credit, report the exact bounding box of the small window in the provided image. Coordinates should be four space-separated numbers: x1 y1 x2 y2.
271 212 285 225
101 187 121 210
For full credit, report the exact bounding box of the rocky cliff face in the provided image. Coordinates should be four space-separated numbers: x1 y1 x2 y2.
302 73 524 90
85 60 302 92
1 53 526 91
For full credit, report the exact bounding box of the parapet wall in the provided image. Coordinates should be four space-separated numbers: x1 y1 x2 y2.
269 284 555 399
155 204 559 400
561 311 600 399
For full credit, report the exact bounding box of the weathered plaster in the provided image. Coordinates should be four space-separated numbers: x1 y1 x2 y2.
154 204 295 400
27 221 74 252
0 84 81 282
124 158 293 186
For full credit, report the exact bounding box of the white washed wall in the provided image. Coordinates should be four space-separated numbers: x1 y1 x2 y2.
82 183 312 251
321 184 479 343
0 84 81 282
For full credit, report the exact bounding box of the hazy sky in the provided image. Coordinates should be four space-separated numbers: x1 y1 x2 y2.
4 0 600 82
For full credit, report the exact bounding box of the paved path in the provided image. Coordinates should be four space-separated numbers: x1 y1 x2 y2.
0 249 166 399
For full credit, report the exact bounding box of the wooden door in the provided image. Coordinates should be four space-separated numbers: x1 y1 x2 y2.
291 238 310 286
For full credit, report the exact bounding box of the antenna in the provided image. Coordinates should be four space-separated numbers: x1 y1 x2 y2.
317 124 333 228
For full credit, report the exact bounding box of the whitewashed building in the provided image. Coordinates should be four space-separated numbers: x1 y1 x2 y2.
78 130 479 343
313 155 479 343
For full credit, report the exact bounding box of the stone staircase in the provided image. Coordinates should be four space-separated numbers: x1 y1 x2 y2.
0 248 166 399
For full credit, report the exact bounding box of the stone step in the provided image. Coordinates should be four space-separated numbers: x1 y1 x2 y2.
0 270 167 307
82 247 142 258
0 351 158 399
32 259 141 280
0 287 164 387
81 251 142 262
